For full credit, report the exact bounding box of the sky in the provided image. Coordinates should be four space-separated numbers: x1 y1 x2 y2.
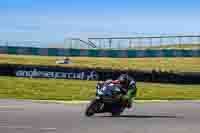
0 0 200 46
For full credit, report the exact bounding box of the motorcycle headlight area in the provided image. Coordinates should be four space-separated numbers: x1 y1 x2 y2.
97 89 104 95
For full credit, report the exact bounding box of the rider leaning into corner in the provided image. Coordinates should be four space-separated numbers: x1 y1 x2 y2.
97 74 137 108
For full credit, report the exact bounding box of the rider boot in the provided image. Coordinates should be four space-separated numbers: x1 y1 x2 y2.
127 100 132 108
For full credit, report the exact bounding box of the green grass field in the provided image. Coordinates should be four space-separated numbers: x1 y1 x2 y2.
1 76 200 100
1 54 199 100
1 54 200 72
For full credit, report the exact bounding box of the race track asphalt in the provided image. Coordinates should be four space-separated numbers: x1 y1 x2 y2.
0 100 200 133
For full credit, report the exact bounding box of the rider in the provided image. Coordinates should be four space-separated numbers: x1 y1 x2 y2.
97 74 137 108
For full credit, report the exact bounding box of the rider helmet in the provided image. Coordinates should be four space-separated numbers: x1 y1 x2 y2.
117 74 130 85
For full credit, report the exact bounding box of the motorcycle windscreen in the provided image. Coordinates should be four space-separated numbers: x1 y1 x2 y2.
101 83 121 96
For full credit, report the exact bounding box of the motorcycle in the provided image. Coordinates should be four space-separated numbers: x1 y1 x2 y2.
85 82 128 117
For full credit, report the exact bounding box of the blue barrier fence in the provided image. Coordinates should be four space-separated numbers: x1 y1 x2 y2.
0 46 200 57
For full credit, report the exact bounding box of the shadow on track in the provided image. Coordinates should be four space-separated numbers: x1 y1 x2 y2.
96 114 183 119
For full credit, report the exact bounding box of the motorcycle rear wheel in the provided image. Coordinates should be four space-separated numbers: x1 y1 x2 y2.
111 112 121 117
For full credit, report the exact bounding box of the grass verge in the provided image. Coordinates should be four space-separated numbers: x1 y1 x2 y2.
0 76 200 100
0 54 200 72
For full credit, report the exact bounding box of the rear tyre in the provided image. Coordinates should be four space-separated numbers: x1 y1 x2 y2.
85 99 98 117
111 112 121 117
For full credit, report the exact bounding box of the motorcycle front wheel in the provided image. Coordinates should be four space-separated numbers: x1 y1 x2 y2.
85 99 99 117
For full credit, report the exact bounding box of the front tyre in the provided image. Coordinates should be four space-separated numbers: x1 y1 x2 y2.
85 99 98 117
